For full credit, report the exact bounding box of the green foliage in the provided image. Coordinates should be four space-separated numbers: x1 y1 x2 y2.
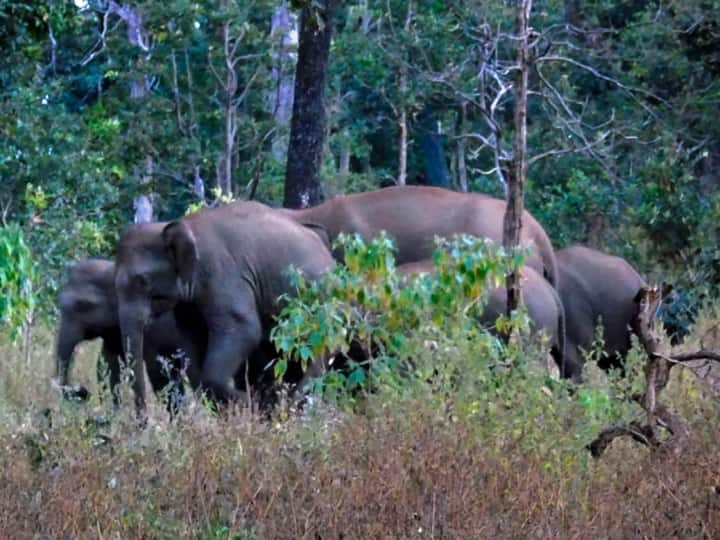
1 0 720 323
271 232 573 428
272 233 522 385
0 224 37 340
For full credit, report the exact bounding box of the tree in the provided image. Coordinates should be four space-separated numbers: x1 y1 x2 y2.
283 0 338 208
503 0 531 315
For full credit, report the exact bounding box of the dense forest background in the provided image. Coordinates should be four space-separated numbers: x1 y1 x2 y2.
2 0 720 318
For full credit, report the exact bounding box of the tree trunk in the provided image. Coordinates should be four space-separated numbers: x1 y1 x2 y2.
503 0 532 317
108 1 154 223
132 73 153 224
396 0 412 186
217 3 237 198
360 0 372 34
133 155 154 224
398 105 408 185
457 101 468 192
270 1 298 160
283 1 337 209
338 140 350 195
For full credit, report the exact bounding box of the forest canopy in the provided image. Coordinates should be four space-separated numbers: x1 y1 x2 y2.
2 0 720 315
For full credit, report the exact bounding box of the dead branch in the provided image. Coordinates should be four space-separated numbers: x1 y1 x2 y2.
587 422 656 458
589 284 691 458
667 350 720 364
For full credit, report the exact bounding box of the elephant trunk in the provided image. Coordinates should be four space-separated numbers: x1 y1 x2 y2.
118 305 149 415
56 317 82 387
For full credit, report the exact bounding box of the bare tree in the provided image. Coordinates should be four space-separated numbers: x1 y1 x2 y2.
456 101 469 192
269 1 298 160
503 0 532 315
284 0 338 209
396 0 413 186
210 0 262 198
108 2 154 224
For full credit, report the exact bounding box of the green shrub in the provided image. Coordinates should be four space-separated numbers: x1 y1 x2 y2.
0 224 38 341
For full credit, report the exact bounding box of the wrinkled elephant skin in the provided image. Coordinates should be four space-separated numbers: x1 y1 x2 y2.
114 201 335 414
279 185 559 288
56 259 204 413
557 246 646 372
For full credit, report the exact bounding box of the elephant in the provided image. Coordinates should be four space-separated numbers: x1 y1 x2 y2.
56 259 205 414
278 185 560 288
556 245 655 373
113 201 335 414
396 260 578 380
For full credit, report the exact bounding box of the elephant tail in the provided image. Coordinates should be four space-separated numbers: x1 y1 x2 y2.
536 231 559 290
551 286 567 380
551 287 583 382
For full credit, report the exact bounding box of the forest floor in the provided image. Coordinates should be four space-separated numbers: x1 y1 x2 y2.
0 319 718 539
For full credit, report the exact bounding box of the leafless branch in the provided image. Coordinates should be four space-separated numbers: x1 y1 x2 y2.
0 197 12 226
79 11 114 67
665 350 720 364
537 55 667 112
590 285 691 458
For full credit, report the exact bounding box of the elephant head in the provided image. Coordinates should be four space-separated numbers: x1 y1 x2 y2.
56 259 118 391
114 220 199 413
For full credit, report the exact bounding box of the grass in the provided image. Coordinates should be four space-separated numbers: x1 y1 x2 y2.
0 318 718 539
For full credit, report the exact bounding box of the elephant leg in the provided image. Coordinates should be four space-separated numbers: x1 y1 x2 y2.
200 312 262 406
558 340 584 383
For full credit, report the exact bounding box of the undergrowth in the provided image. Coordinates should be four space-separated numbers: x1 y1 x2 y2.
0 237 718 538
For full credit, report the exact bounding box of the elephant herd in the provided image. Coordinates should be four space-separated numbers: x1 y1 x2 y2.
55 185 660 418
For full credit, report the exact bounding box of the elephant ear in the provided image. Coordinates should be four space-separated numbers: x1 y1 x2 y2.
300 221 331 250
162 220 199 296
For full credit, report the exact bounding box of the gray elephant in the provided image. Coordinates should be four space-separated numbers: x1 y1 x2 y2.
557 246 655 373
56 259 205 414
278 185 560 288
397 260 578 380
113 201 335 413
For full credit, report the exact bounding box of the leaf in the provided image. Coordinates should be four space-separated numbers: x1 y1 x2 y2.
347 367 366 388
273 358 288 379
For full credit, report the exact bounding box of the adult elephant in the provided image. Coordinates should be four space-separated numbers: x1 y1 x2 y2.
114 201 335 414
56 259 205 414
397 260 579 380
278 185 559 288
557 246 650 373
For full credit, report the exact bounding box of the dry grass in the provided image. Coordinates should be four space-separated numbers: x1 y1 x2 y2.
0 323 718 539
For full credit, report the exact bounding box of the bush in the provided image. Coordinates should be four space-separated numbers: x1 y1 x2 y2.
271 233 530 399
0 224 38 341
1 233 718 538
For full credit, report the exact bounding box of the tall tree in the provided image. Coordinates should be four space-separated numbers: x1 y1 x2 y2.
283 0 338 208
102 2 155 223
503 0 531 315
269 1 298 160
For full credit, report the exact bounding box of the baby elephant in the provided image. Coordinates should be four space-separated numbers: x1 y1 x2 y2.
397 260 578 380
56 259 204 414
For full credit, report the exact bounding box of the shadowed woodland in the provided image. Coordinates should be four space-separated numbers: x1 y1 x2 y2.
1 1 720 538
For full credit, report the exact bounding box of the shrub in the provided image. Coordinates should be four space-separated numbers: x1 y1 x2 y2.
0 223 38 341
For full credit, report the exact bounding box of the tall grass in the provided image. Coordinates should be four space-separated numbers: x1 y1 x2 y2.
0 319 718 539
